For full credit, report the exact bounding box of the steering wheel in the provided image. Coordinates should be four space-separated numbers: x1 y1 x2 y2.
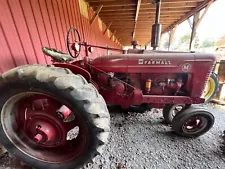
66 27 81 58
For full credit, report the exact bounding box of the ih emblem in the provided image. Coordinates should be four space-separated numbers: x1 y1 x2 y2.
182 63 191 72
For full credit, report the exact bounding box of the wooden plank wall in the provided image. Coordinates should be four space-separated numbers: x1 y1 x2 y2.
0 0 120 73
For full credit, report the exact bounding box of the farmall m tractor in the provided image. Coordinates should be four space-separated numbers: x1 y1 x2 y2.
0 1 219 169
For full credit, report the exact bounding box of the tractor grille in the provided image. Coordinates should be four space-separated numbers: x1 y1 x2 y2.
202 64 215 95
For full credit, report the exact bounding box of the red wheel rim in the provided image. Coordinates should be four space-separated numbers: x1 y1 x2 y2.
1 92 89 163
182 116 207 134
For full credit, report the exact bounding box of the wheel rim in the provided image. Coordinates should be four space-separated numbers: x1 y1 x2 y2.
202 77 215 101
182 116 208 134
1 92 89 163
170 104 185 118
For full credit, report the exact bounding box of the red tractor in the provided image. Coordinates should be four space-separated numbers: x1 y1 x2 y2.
0 27 219 169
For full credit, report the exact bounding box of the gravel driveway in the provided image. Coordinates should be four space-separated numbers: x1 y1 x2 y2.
1 104 225 169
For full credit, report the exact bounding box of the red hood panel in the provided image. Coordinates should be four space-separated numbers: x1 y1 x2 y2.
91 53 216 73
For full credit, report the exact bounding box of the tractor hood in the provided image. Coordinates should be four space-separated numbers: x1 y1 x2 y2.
91 52 216 73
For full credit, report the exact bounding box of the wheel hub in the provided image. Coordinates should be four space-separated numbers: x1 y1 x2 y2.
25 112 66 147
182 116 206 133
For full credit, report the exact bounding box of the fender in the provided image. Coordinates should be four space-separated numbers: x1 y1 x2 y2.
53 63 91 82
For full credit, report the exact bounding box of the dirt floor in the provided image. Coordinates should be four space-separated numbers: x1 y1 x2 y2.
0 103 225 169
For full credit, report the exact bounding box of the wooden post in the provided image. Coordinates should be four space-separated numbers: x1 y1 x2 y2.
90 5 103 25
189 12 200 51
189 0 213 50
168 26 177 50
133 0 141 40
103 22 112 35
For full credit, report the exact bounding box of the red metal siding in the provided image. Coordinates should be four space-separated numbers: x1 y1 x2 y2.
0 0 120 73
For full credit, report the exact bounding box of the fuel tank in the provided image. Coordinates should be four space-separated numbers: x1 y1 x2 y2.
91 52 216 73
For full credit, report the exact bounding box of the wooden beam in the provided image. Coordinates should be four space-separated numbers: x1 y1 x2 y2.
101 15 183 19
195 0 213 29
90 0 136 7
135 0 141 22
139 14 184 17
111 24 170 28
88 0 204 2
100 11 186 16
99 7 191 13
87 0 116 2
89 0 204 7
141 2 198 8
90 5 103 25
101 16 135 19
109 20 172 24
103 22 112 35
104 18 178 22
140 8 192 13
100 12 137 16
110 30 116 39
99 6 136 12
113 27 169 31
105 16 179 20
163 0 215 33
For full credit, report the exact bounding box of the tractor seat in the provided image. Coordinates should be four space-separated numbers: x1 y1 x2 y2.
42 47 74 63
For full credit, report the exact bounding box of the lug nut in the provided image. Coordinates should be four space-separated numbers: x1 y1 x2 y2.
57 105 72 120
33 133 43 143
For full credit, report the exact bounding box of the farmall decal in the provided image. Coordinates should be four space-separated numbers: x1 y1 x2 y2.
138 59 171 65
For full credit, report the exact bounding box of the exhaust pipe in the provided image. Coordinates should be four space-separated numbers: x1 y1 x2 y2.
151 0 162 50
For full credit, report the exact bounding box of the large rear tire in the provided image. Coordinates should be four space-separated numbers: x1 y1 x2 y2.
0 65 110 169
202 72 219 103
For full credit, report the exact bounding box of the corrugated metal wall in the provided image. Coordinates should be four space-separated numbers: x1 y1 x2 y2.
0 0 120 73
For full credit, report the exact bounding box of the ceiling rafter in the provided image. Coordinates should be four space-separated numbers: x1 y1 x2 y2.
90 5 103 24
86 0 214 46
103 22 112 35
163 0 216 33
89 0 205 7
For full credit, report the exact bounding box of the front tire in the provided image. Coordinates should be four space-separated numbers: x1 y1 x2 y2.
0 65 110 169
163 104 186 124
172 106 214 138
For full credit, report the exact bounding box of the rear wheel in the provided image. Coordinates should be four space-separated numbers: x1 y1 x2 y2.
202 72 219 103
0 65 110 169
172 106 214 138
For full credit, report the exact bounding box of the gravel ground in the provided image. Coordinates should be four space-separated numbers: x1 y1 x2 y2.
1 104 225 169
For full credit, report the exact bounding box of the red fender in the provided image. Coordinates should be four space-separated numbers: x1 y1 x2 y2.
53 63 91 82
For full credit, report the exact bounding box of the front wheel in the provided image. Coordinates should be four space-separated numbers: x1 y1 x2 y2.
0 65 110 169
172 106 214 138
163 104 187 124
